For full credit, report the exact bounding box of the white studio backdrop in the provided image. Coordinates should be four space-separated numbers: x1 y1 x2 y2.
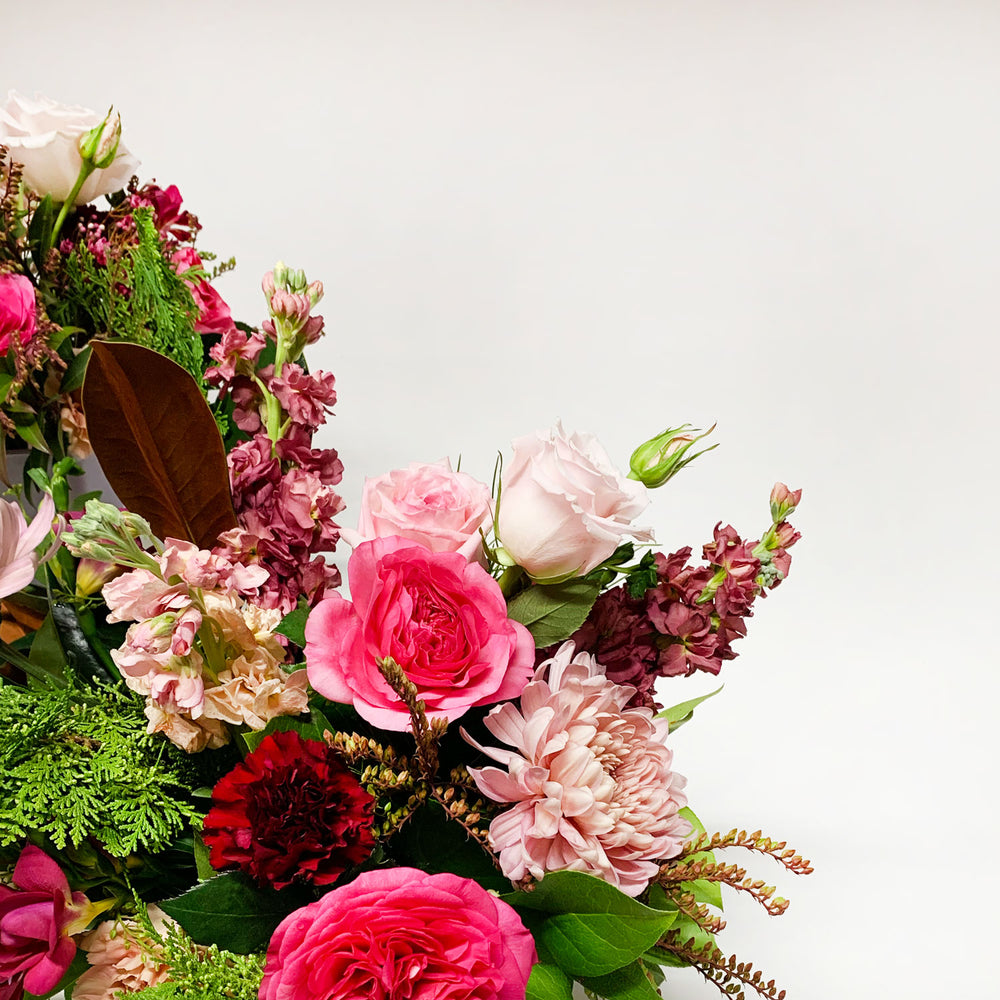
6 1 999 997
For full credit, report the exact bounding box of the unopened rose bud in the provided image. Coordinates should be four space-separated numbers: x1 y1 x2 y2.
78 108 122 171
628 423 717 488
769 483 802 523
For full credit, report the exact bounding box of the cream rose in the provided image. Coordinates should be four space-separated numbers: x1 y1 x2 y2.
496 421 654 583
342 459 493 561
0 91 139 204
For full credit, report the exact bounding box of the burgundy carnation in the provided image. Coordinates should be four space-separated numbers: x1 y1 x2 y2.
202 730 375 890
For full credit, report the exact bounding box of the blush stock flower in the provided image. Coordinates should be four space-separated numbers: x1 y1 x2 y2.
466 642 690 896
259 867 536 1000
305 536 534 731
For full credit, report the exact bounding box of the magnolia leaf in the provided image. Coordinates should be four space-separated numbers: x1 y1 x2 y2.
158 873 309 954
503 871 677 977
578 961 663 1000
506 580 600 648
658 685 723 732
82 342 237 549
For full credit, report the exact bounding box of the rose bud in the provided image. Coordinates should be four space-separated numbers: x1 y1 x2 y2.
628 423 717 489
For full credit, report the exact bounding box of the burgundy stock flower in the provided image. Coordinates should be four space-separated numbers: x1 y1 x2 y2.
202 730 375 890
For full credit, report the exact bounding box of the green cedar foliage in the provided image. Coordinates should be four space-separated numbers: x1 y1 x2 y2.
0 683 200 856
55 207 205 381
127 921 265 1000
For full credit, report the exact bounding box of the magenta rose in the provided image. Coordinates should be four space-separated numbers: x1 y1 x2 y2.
259 867 536 1000
0 845 90 998
171 247 235 335
342 460 493 561
305 537 534 730
0 274 36 355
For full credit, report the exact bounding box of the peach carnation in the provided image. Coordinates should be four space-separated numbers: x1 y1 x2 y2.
74 906 172 1000
466 641 690 896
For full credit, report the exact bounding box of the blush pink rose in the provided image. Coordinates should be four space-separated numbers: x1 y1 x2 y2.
497 421 655 583
0 845 90 998
305 537 534 730
342 460 493 561
259 867 536 1000
0 274 36 355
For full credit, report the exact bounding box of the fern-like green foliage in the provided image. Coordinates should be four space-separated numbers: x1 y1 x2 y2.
128 921 265 1000
55 207 205 381
0 684 201 856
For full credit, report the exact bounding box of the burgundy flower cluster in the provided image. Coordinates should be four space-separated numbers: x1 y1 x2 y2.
206 266 344 613
202 731 375 890
569 484 802 709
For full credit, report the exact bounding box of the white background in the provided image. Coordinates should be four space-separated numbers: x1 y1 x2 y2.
6 1 999 997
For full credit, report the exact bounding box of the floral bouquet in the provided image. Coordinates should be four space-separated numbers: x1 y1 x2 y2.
0 92 811 1000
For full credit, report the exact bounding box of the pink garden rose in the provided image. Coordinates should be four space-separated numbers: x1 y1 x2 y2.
259 867 536 1000
0 91 139 204
0 845 91 998
496 421 655 583
171 247 235 335
342 459 493 561
0 274 36 355
305 537 534 730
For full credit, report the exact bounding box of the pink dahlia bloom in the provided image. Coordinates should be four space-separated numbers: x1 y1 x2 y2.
305 537 534 730
259 867 536 1000
467 642 690 896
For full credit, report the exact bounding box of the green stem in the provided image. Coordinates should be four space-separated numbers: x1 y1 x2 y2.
46 162 96 254
497 565 525 599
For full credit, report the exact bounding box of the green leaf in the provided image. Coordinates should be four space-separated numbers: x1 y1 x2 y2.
60 345 92 394
27 194 55 271
677 807 723 910
28 612 69 684
525 961 574 1000
158 873 309 954
503 871 676 977
579 960 662 1000
0 373 13 400
241 713 322 752
391 801 510 893
193 831 215 881
14 420 50 454
276 605 309 647
506 579 601 647
657 686 723 732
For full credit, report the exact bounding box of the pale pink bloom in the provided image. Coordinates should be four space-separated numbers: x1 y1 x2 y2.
467 642 690 896
149 667 205 713
0 493 60 600
159 538 268 594
342 459 493 561
103 569 188 623
497 421 655 584
74 906 173 1000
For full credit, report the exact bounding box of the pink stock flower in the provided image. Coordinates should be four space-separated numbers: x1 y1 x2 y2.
74 906 172 1000
305 537 534 730
702 523 761 617
205 326 267 383
259 867 536 1000
0 494 59 601
467 642 690 896
171 247 235 335
0 845 91 998
342 460 493 562
0 274 36 355
268 363 337 430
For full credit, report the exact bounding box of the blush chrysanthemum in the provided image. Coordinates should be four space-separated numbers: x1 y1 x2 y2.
466 642 690 896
